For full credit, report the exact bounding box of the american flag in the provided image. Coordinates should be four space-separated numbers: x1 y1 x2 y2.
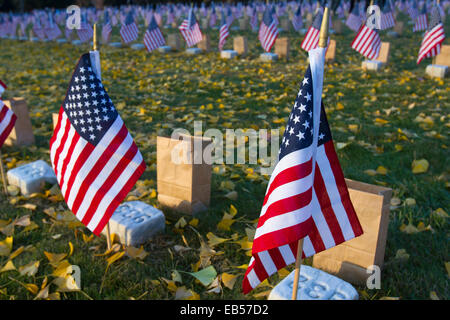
250 7 259 32
144 15 165 52
50 53 146 236
167 6 175 25
120 11 139 44
226 7 234 27
209 6 218 28
218 11 230 51
351 22 381 60
0 79 6 97
345 3 362 32
0 99 16 148
407 0 419 21
417 5 445 64
44 12 61 40
102 11 112 44
242 46 363 294
33 19 46 40
258 6 279 52
380 1 396 30
292 5 303 32
179 8 203 47
301 11 323 52
413 4 428 32
77 13 93 43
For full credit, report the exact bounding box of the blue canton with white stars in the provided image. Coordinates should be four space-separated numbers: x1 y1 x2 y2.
279 66 332 160
62 53 118 146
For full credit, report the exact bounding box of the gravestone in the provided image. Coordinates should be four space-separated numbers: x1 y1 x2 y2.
158 45 172 53
325 39 336 63
426 45 450 78
361 42 390 71
4 98 35 147
130 43 145 50
313 179 392 285
102 201 165 247
274 37 290 59
108 42 122 48
280 18 291 32
260 52 278 62
52 113 59 129
333 19 343 34
393 21 404 35
239 18 249 30
268 265 359 300
425 64 448 78
306 13 313 26
197 34 211 52
220 50 238 59
233 36 248 56
186 47 202 55
7 160 57 195
434 44 450 67
167 33 182 51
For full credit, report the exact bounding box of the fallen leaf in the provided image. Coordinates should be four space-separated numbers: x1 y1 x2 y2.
0 236 13 256
125 246 148 260
0 260 16 273
412 159 429 174
19 260 40 276
221 273 238 290
187 266 217 287
206 232 230 247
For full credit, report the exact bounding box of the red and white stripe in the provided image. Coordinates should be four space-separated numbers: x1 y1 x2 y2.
102 23 112 44
258 21 279 52
120 22 139 44
218 23 229 51
0 99 17 148
143 28 165 52
413 14 428 32
417 23 445 64
0 80 6 97
179 20 203 47
300 26 320 52
351 24 381 60
380 11 395 30
345 13 362 32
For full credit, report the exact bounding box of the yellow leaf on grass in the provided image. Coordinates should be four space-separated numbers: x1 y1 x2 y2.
19 260 40 276
206 232 230 247
106 251 125 271
430 291 440 300
175 286 200 300
400 224 419 234
229 204 238 217
8 246 24 261
0 236 13 256
364 169 377 176
217 218 235 231
53 275 80 292
44 251 67 267
175 217 187 229
189 218 199 227
376 166 388 175
221 273 238 290
394 249 409 260
278 268 291 278
25 283 39 295
52 260 72 278
68 242 74 258
125 246 149 260
412 159 429 174
336 102 344 110
0 260 16 273
82 233 94 243
433 208 448 218
445 262 450 278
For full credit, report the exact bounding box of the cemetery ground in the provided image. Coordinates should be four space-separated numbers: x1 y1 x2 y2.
0 15 448 300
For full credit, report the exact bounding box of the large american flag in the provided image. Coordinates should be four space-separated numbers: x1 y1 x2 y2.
218 11 230 51
351 22 381 60
413 5 428 32
120 11 139 44
243 47 363 294
144 15 165 52
417 5 445 64
345 3 362 32
179 8 203 47
258 6 279 52
301 11 323 52
50 53 146 236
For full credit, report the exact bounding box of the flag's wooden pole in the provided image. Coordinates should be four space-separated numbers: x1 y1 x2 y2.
93 23 111 250
291 5 330 301
0 150 8 195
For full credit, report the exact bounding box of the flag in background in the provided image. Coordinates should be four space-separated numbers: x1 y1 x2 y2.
292 5 303 32
144 14 165 52
209 4 217 28
407 0 419 21
417 4 445 64
77 12 93 43
120 10 139 44
413 4 428 32
44 11 61 40
345 2 362 32
102 10 112 44
218 10 230 51
50 53 146 236
351 21 381 60
242 46 363 294
258 5 279 52
179 7 203 47
301 10 323 52
250 7 259 32
380 1 396 30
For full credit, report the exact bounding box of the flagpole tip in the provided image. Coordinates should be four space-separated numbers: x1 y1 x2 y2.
93 23 98 51
318 7 330 48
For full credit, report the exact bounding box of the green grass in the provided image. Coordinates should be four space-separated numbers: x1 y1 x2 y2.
0 14 448 300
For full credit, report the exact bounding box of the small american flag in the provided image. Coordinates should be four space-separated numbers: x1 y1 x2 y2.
301 11 323 52
243 46 363 294
0 81 17 148
417 5 445 64
250 7 259 32
258 6 279 52
292 5 303 32
33 19 46 40
407 0 419 21
351 22 381 60
380 2 396 30
345 3 362 32
120 11 139 44
50 53 146 236
413 4 428 32
218 11 230 51
144 15 165 52
44 12 62 40
209 6 218 28
77 13 93 43
179 8 203 48
102 11 112 44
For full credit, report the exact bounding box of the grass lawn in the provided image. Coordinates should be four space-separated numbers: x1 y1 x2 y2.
0 13 448 300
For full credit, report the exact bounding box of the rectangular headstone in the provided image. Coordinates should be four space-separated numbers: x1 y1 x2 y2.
220 50 238 59
393 21 404 35
4 98 35 147
167 33 182 51
102 201 165 247
197 34 211 52
239 18 249 30
280 18 291 32
274 37 290 59
108 42 122 48
186 47 202 55
233 36 248 56
325 39 336 63
260 52 278 62
130 43 145 50
158 45 172 53
333 19 344 34
268 265 358 300
375 42 390 64
435 45 450 67
313 179 392 285
7 160 57 195
361 60 383 71
425 64 448 78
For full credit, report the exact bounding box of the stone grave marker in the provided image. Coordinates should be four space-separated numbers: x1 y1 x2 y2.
325 39 336 63
260 52 278 62
220 50 238 59
167 33 182 51
233 36 248 56
274 37 290 59
4 98 35 147
7 160 57 195
197 34 211 52
361 42 390 71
